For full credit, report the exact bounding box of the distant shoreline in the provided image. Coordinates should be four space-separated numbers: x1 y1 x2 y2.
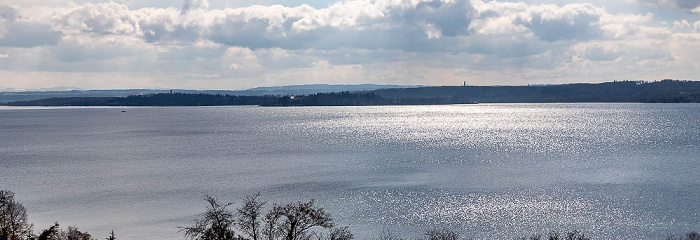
3 80 698 106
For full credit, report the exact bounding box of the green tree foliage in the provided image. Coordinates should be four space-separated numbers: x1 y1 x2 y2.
0 190 33 240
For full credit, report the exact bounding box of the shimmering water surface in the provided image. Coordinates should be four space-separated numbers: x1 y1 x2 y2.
1 104 698 239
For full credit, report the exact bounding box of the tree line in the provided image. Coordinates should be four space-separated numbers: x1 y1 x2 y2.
373 80 700 103
2 189 699 240
4 80 698 106
3 92 474 107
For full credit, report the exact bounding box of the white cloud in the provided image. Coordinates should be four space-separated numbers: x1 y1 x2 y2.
13 0 627 52
55 2 141 35
0 0 698 89
520 3 605 42
673 20 691 29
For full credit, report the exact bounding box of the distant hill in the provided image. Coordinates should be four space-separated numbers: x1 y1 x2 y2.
0 89 167 103
0 84 423 103
4 80 699 106
233 84 425 96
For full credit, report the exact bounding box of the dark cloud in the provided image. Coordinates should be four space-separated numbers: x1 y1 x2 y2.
390 0 474 37
4 0 693 89
463 35 551 58
35 0 612 54
204 0 475 52
638 0 700 12
209 17 288 48
0 4 19 21
0 22 62 47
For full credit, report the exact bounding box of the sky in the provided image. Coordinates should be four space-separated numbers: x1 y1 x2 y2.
0 0 698 90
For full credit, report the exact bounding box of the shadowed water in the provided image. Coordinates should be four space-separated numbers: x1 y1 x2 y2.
0 104 698 239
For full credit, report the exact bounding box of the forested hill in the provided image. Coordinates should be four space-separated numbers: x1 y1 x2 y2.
4 80 699 106
374 80 700 103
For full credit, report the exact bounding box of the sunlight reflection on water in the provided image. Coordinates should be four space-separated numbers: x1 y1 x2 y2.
0 104 698 239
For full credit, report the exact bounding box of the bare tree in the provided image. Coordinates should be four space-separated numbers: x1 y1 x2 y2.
564 231 588 240
688 231 700 240
62 226 94 240
180 194 236 240
545 231 588 240
265 200 334 240
237 193 266 240
263 209 283 240
424 228 458 240
667 231 700 240
328 227 353 240
37 222 61 240
105 230 116 240
0 190 33 240
184 194 348 240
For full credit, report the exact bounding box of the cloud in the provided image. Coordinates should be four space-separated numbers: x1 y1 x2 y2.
523 4 604 42
0 22 62 47
0 4 18 21
673 20 691 29
0 4 62 47
28 0 619 53
637 0 700 13
568 42 626 62
200 0 476 52
470 1 607 41
55 2 141 35
0 0 698 90
0 4 19 37
0 4 62 48
181 0 209 14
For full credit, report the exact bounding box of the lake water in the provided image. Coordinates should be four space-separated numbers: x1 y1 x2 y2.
0 104 698 239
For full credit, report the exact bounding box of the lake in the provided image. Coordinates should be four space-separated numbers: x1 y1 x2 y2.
0 104 698 239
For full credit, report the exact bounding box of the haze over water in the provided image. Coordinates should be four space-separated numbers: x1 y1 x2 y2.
1 103 698 239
